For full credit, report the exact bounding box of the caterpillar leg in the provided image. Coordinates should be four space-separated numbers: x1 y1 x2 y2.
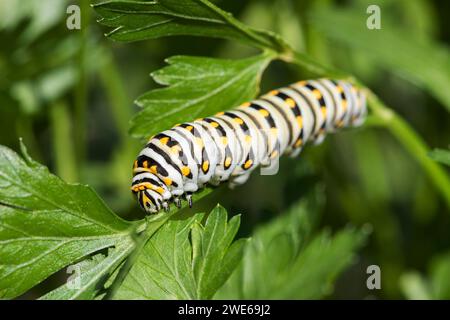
174 197 182 208
162 201 170 212
185 193 193 208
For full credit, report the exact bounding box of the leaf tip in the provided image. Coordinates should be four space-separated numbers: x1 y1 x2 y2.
19 138 35 166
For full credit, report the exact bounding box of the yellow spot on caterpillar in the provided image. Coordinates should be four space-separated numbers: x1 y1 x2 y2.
297 80 307 86
259 109 269 117
285 98 296 108
296 116 303 127
216 111 225 116
221 137 228 145
270 128 278 136
336 85 343 93
234 118 244 125
186 125 194 131
295 139 303 148
224 157 232 168
195 118 203 122
202 161 209 172
142 192 150 205
210 121 219 128
269 90 279 96
244 159 253 169
181 166 191 177
271 150 279 158
312 89 322 99
163 177 173 186
195 138 204 148
241 102 251 108
133 160 138 169
245 135 252 144
170 145 181 154
142 160 148 168
321 106 327 118
150 165 158 174
160 137 169 145
342 100 348 111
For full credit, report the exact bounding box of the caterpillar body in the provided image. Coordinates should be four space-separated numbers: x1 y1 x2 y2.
131 79 367 213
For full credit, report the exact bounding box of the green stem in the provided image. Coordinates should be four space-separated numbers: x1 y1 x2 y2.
197 0 284 51
98 48 141 198
50 100 78 183
74 0 91 168
366 91 450 208
98 49 131 138
279 50 346 78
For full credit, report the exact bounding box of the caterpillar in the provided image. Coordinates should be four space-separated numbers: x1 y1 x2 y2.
131 78 367 213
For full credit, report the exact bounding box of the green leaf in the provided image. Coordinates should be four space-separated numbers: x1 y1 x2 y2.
215 196 367 299
429 149 450 167
113 205 245 299
39 240 134 300
129 53 273 138
93 0 284 50
0 142 134 298
103 188 215 299
310 7 450 112
274 228 366 299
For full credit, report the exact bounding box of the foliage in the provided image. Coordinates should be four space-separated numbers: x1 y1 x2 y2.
129 54 272 138
0 142 134 298
0 0 449 300
114 206 246 299
93 0 285 50
215 195 368 299
310 5 450 112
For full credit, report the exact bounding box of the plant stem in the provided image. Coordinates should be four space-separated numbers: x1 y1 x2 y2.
366 91 450 208
74 0 90 169
279 50 347 78
50 100 78 182
98 49 132 139
98 48 141 201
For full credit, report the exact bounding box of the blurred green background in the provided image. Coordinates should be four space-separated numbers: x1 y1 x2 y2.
0 0 449 299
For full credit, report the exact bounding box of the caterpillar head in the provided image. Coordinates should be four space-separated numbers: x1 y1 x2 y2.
131 172 166 214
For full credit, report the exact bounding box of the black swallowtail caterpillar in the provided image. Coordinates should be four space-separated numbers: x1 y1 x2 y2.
131 78 367 213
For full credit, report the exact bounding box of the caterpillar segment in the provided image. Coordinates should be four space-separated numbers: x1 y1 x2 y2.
131 78 367 214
